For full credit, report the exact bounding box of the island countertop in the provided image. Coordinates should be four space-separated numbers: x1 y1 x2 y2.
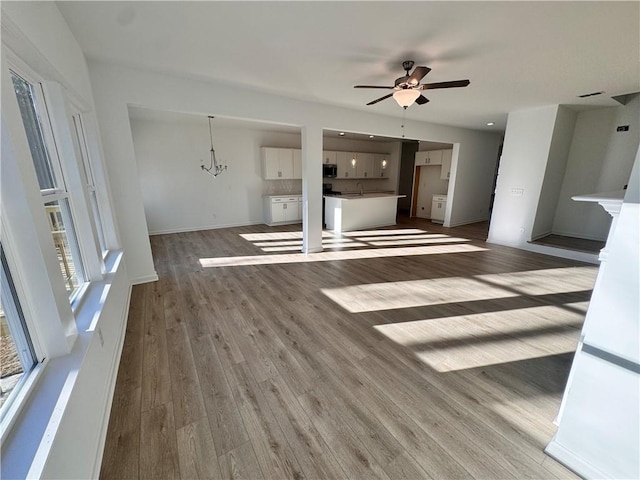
324 193 405 232
324 193 405 200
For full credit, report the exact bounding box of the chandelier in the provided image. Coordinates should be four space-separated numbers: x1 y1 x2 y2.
201 116 227 177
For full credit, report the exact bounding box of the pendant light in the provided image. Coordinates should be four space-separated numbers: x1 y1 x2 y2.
201 116 227 177
393 89 420 108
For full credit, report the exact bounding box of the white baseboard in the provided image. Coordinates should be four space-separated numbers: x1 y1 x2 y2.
148 220 264 236
551 229 607 242
524 242 599 264
530 230 552 241
545 438 609 479
486 239 599 264
130 272 159 285
446 216 488 228
90 283 132 479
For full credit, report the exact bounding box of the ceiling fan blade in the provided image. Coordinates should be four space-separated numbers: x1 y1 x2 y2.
420 79 470 90
354 85 395 89
415 94 429 105
407 66 431 85
395 75 410 86
367 93 393 105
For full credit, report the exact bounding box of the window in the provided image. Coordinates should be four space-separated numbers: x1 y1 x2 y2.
0 246 37 416
72 114 107 254
10 71 86 298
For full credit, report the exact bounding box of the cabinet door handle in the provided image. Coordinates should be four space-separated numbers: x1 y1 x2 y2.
283 204 287 209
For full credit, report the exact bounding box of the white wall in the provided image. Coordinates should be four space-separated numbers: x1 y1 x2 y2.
1 3 131 479
446 139 500 226
531 106 577 239
130 116 303 234
488 105 558 246
552 96 640 240
130 115 406 235
88 60 502 283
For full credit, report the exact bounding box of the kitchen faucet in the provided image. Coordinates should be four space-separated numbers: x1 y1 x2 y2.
356 182 364 196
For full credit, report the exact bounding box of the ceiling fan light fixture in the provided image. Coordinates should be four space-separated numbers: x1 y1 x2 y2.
393 89 420 107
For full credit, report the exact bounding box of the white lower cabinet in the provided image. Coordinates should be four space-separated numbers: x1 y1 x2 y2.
431 194 447 223
263 195 302 225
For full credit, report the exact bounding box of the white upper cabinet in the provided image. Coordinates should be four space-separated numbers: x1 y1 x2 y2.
336 151 353 178
373 153 391 178
428 150 443 165
263 147 391 180
440 149 452 180
323 151 337 164
292 149 302 179
355 152 374 178
262 147 301 180
415 149 447 166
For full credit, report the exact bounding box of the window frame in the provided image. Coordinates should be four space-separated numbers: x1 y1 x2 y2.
9 67 89 301
71 111 108 256
0 42 121 451
0 239 47 443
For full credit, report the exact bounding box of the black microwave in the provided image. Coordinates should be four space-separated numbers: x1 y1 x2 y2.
323 164 337 178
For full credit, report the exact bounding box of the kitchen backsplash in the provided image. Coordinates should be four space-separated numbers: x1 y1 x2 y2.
326 179 394 193
263 179 394 195
263 179 302 195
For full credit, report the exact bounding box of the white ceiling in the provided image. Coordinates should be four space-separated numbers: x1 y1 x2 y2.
58 1 639 132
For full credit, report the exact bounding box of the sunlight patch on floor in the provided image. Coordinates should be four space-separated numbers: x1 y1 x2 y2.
353 233 449 241
240 227 474 254
341 228 428 236
253 238 357 247
200 244 488 268
260 242 368 252
240 231 334 241
322 266 597 313
375 302 588 372
368 237 470 247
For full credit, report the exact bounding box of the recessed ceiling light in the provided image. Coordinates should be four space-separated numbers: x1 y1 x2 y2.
339 132 345 136
487 122 495 126
369 135 375 139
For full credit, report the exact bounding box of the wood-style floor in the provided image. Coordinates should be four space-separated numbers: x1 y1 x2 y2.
530 234 605 254
100 217 598 479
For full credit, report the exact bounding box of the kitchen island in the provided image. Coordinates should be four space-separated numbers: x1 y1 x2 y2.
324 193 405 233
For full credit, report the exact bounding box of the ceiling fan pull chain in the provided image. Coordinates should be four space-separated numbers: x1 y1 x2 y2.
401 107 407 138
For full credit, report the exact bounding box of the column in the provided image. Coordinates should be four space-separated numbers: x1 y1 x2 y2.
301 125 323 253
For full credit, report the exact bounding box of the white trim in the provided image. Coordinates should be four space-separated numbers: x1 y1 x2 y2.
130 273 159 285
486 238 600 264
0 360 47 445
90 282 131 479
148 220 264 236
530 230 552 241
545 438 609 480
0 15 89 110
446 216 488 228
548 229 607 242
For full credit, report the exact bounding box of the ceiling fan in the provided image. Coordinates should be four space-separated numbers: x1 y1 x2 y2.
354 60 470 108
